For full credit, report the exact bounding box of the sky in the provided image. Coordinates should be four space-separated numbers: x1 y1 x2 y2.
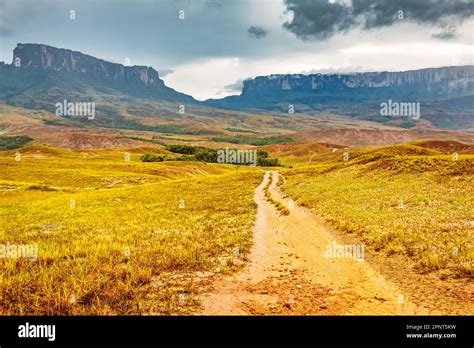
1 0 473 100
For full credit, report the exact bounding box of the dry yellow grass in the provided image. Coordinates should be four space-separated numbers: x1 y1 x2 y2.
281 145 473 278
0 146 262 314
1 141 472 315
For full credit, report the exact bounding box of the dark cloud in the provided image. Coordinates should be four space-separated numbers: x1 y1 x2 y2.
352 0 474 28
0 0 258 66
283 0 354 40
432 23 457 40
283 0 474 40
248 26 268 39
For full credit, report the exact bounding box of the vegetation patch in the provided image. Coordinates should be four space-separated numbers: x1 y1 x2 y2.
141 145 281 167
117 136 165 146
0 136 32 150
212 135 292 146
225 127 260 134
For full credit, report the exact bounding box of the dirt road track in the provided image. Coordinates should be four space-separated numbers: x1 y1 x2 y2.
199 171 431 315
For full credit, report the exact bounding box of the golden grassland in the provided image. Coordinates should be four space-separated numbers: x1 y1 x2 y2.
1 140 472 315
0 146 234 190
0 146 262 314
280 144 474 278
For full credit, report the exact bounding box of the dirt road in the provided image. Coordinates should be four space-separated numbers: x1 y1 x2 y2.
199 171 429 315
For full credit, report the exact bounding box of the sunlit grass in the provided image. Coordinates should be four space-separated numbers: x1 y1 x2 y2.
282 149 473 277
0 147 262 314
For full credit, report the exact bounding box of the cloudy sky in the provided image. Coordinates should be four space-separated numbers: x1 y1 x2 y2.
1 0 473 100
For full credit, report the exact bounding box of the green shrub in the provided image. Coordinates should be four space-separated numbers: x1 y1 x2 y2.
0 136 32 150
140 154 172 162
165 145 197 155
212 135 292 146
143 146 280 167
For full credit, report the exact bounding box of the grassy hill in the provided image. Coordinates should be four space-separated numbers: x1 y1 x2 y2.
280 142 473 278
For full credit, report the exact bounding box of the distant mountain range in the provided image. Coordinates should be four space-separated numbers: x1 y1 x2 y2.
1 43 473 130
208 66 474 106
205 66 474 129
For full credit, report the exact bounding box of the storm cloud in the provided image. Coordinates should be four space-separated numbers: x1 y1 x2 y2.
283 0 474 40
248 26 268 39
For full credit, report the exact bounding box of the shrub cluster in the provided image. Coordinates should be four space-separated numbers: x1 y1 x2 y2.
141 145 281 167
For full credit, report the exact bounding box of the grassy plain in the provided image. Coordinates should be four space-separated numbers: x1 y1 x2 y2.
1 139 472 315
0 146 262 314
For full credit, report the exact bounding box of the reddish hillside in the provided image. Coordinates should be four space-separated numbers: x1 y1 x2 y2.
293 129 473 147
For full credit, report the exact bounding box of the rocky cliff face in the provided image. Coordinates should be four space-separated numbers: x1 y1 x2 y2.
12 43 166 87
240 66 474 100
2 43 194 104
204 66 474 129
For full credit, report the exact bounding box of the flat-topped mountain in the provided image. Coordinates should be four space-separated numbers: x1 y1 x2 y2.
205 66 474 129
208 66 474 106
0 43 195 105
12 43 165 87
